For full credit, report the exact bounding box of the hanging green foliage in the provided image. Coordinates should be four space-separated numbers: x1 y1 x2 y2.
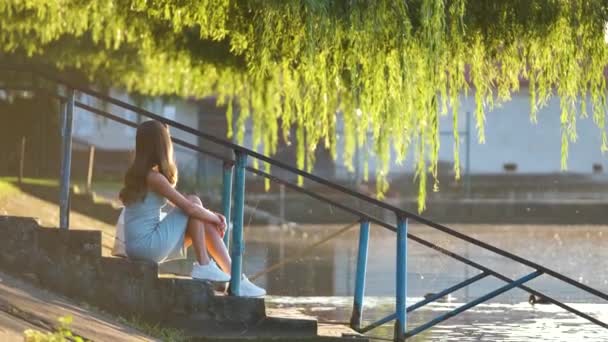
1 0 607 211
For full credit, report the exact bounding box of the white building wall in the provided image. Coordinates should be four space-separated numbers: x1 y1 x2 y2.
335 89 608 178
72 90 200 169
464 92 606 174
169 100 202 178
72 90 138 150
72 87 608 179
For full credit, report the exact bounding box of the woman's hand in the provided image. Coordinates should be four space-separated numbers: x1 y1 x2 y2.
213 212 227 238
186 203 218 224
189 205 226 238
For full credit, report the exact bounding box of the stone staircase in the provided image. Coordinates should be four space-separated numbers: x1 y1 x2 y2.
0 215 366 341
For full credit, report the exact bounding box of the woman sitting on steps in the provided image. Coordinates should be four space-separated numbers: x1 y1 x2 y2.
119 120 265 297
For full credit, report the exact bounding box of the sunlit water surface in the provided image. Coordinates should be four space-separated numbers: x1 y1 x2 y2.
175 223 608 341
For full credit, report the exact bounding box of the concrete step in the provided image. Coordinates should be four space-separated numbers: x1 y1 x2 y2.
0 217 265 321
158 277 265 323
167 314 317 338
167 314 368 341
0 270 156 341
0 215 353 340
191 336 368 342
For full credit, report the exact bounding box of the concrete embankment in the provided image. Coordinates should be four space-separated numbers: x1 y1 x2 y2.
0 270 155 341
0 215 367 341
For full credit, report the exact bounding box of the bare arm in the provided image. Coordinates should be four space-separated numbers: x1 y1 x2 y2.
146 171 220 225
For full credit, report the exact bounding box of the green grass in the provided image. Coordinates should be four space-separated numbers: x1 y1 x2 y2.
36 299 186 341
0 177 121 190
23 316 85 342
0 177 58 187
81 302 187 341
0 176 122 201
117 316 187 342
0 179 19 200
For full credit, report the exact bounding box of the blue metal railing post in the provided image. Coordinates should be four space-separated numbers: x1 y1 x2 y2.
350 219 370 330
465 111 471 198
222 161 234 248
59 88 74 229
394 215 408 341
229 150 247 296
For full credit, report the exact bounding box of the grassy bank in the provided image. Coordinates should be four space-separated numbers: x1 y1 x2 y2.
0 179 19 198
0 177 122 202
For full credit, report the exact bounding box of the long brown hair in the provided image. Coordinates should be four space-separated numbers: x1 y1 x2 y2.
119 120 178 205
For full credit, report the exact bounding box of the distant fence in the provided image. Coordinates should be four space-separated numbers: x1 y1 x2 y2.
71 145 131 181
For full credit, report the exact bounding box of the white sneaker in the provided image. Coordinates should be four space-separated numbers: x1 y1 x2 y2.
238 275 266 297
190 260 230 282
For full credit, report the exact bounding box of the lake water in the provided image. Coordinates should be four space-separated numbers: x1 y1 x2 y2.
238 223 608 341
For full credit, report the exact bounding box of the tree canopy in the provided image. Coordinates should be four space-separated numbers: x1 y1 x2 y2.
1 0 607 210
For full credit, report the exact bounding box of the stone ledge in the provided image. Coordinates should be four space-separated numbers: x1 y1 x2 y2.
191 336 367 342
0 215 265 325
0 270 156 341
166 315 319 340
37 226 102 259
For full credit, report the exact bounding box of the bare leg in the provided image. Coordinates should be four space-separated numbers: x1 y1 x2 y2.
203 223 232 273
187 217 210 265
183 235 193 248
185 195 231 272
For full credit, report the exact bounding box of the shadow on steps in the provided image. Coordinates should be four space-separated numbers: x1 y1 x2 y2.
0 215 366 341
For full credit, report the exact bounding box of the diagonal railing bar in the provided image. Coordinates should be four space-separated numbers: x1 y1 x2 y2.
25 67 608 303
406 272 489 314
358 272 488 334
514 286 608 329
405 270 544 339
33 68 260 152
407 234 608 329
407 216 608 302
245 167 391 226
75 102 232 163
359 313 397 334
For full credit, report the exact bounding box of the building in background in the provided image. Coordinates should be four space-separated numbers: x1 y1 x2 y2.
71 90 228 190
72 84 608 196
342 91 608 178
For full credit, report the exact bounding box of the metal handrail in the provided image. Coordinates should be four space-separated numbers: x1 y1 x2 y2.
7 65 432 214
33 99 608 328
1 65 607 340
25 65 608 302
67 82 608 334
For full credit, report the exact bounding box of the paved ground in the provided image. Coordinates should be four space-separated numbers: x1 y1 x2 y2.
0 185 117 254
0 270 156 341
265 307 361 339
0 310 40 340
